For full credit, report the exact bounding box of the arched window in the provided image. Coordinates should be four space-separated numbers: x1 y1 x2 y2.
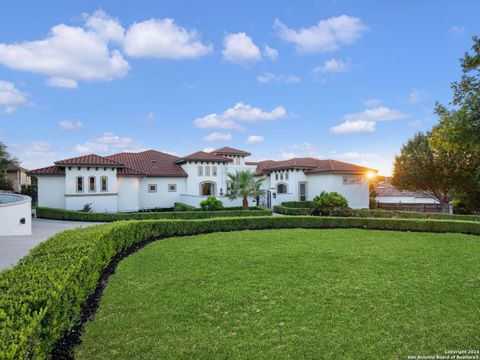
88 176 96 192
101 176 108 192
200 181 216 196
76 176 84 192
277 183 287 194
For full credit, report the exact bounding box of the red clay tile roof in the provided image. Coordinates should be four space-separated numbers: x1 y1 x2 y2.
251 158 375 175
176 151 232 163
55 154 124 166
28 166 65 176
212 146 251 157
107 150 187 177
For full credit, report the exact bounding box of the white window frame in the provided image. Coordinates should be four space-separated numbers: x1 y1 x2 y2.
100 176 108 192
148 184 157 193
235 157 240 165
88 176 96 192
212 166 217 176
76 176 84 193
198 166 203 176
285 172 289 181
168 184 177 192
205 165 211 176
276 183 288 194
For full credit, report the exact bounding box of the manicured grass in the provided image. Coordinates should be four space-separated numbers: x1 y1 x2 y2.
76 229 480 360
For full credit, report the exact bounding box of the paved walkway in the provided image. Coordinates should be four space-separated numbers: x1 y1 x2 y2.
0 218 101 270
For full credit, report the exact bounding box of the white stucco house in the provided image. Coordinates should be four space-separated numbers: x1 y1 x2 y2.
29 147 375 212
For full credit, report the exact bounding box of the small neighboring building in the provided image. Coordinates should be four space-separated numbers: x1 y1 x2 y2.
6 164 31 193
29 147 375 212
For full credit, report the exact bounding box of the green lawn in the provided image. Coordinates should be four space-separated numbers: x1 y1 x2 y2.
76 229 480 360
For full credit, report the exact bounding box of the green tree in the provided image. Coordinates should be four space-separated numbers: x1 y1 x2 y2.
226 170 265 210
313 191 348 215
0 142 18 191
392 132 474 213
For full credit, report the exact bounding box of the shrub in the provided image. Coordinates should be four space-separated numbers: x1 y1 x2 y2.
2 216 480 358
36 207 272 222
273 205 312 215
313 191 349 215
280 201 315 209
173 202 197 211
199 196 223 211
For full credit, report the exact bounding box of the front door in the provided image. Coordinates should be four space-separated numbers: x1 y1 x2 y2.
299 182 307 201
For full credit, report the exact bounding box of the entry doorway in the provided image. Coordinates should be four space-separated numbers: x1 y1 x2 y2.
200 182 216 196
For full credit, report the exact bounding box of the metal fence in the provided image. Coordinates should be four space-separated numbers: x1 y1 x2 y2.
377 203 445 213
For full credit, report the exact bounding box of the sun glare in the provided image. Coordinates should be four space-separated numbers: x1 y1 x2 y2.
366 171 376 180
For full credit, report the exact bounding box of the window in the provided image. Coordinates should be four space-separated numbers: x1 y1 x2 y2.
168 184 177 192
275 173 279 180
198 166 203 176
235 157 240 165
148 184 157 193
212 166 217 176
280 173 284 180
205 166 211 176
285 172 289 180
76 176 84 192
343 175 362 185
101 176 108 192
277 183 287 194
88 176 96 192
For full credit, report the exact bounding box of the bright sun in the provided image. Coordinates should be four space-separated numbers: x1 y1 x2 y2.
366 171 376 180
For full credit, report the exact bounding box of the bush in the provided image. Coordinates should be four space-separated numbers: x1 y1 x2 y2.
36 207 272 222
2 216 480 358
173 202 197 211
280 201 315 209
273 205 312 215
199 196 223 211
313 192 349 215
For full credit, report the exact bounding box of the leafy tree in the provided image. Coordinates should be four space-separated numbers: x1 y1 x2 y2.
313 191 348 215
226 170 265 210
0 142 18 191
392 132 474 213
199 196 223 211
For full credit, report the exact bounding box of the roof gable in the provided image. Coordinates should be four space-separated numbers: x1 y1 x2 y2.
176 151 232 163
211 146 251 157
55 154 124 167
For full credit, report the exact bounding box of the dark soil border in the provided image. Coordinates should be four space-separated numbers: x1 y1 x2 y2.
50 236 160 359
49 225 480 359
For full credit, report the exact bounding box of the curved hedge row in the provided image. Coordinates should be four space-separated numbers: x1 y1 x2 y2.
36 206 272 222
2 216 480 359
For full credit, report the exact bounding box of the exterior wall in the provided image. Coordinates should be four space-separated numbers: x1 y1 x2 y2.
140 177 187 209
178 194 245 208
377 196 439 204
306 174 369 209
0 194 32 236
117 176 141 212
181 162 225 196
64 166 118 212
37 176 65 209
266 169 309 206
6 171 31 192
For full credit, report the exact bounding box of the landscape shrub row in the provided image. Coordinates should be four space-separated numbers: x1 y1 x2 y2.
36 206 272 222
2 216 480 358
275 201 480 222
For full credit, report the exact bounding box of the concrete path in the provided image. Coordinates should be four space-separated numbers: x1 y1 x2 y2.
0 218 101 270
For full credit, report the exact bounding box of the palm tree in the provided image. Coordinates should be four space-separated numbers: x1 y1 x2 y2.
226 170 266 210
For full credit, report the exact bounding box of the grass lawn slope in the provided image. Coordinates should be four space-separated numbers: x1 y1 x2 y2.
76 229 480 360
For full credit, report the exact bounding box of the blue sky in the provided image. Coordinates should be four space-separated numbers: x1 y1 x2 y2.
0 0 478 174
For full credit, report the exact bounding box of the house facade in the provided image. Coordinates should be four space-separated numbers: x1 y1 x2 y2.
29 147 375 212
6 164 31 193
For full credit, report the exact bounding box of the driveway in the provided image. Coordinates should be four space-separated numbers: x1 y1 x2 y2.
0 218 102 270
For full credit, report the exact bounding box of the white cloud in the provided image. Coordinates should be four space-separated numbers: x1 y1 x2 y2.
448 25 466 35
312 58 352 73
257 73 301 84
274 15 368 53
263 45 278 61
142 112 156 124
46 77 78 89
245 135 264 144
203 147 215 152
10 141 57 169
60 120 84 130
330 106 407 134
84 9 125 43
203 132 232 142
75 132 145 154
363 98 382 107
327 150 393 175
194 102 288 130
222 32 262 65
330 120 376 134
0 16 130 87
408 89 430 104
0 80 28 113
288 142 317 153
124 18 212 59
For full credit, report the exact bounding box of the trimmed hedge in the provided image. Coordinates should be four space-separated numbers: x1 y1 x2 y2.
273 205 312 215
36 206 272 222
2 217 480 358
280 201 315 209
173 202 197 211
